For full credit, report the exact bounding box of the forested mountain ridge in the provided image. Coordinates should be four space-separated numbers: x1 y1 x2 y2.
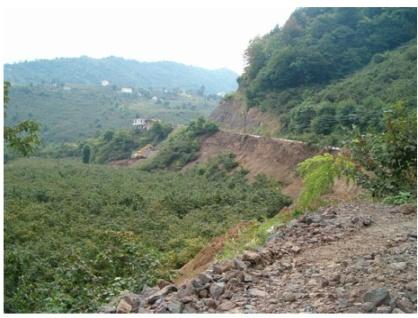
239 7 416 105
212 7 417 145
4 56 238 93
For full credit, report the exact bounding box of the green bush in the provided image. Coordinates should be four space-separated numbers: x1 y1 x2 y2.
296 153 355 210
383 191 415 205
349 102 417 197
4 155 291 312
141 118 218 171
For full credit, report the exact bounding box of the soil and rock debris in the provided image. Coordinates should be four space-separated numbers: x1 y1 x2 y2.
100 203 417 314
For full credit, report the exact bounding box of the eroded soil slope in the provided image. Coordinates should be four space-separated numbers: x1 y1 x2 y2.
190 130 319 198
209 97 281 136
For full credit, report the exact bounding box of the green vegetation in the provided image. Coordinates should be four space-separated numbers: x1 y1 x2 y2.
5 56 238 93
236 8 416 145
283 40 417 145
82 144 91 164
89 122 173 164
295 103 416 209
348 102 417 197
240 8 416 104
296 153 355 211
4 154 291 313
4 81 40 156
141 118 219 170
35 122 173 164
216 211 293 261
5 84 219 144
4 7 417 315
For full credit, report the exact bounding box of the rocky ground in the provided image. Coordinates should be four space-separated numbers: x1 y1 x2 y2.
100 203 417 313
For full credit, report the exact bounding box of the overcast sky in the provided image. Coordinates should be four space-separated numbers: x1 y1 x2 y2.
3 5 296 74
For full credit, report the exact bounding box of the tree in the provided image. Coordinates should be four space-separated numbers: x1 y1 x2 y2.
4 81 40 156
103 130 114 142
349 102 417 196
82 144 91 164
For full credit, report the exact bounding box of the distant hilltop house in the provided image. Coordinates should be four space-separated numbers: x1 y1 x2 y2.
132 118 159 130
101 80 109 86
121 87 133 94
179 90 192 98
216 92 226 97
151 96 159 102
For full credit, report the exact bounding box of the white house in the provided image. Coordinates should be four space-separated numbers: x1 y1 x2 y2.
121 87 133 94
101 80 109 86
132 118 157 130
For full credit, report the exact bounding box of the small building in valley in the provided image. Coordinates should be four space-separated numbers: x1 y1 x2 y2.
121 87 133 94
132 118 158 130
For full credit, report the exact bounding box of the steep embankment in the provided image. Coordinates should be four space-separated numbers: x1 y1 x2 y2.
209 95 281 136
101 203 417 313
187 130 319 199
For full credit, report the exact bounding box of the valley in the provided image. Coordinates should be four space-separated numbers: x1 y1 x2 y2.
3 6 417 314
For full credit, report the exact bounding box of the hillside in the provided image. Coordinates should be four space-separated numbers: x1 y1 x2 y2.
4 56 238 94
3 6 417 315
185 130 320 199
4 155 291 313
212 40 417 145
5 84 219 144
211 8 417 145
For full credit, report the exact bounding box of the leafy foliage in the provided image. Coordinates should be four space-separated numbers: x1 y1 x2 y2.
141 118 218 170
4 157 291 312
382 191 415 205
348 102 417 197
4 81 41 156
296 103 417 206
5 84 219 144
236 8 416 146
283 40 417 145
296 153 355 210
240 8 416 105
82 144 91 164
34 122 173 164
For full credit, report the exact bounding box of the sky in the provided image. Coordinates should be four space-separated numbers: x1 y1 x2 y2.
3 0 415 74
3 3 296 74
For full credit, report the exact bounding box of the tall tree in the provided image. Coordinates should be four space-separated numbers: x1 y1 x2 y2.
4 81 40 156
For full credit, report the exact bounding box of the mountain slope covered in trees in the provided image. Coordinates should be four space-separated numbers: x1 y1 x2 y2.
5 85 220 145
217 7 417 145
4 56 238 93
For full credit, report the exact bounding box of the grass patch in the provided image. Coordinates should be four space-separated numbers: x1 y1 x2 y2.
216 208 294 261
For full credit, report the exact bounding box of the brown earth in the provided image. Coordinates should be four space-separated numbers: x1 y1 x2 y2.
209 96 281 136
187 130 320 199
109 144 158 167
174 221 255 287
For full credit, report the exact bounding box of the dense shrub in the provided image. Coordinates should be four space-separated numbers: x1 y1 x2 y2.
348 102 417 197
141 118 218 171
4 155 290 312
240 8 416 106
296 153 355 210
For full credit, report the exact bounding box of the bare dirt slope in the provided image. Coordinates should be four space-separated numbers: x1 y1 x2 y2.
189 130 319 198
101 203 417 314
209 97 281 136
